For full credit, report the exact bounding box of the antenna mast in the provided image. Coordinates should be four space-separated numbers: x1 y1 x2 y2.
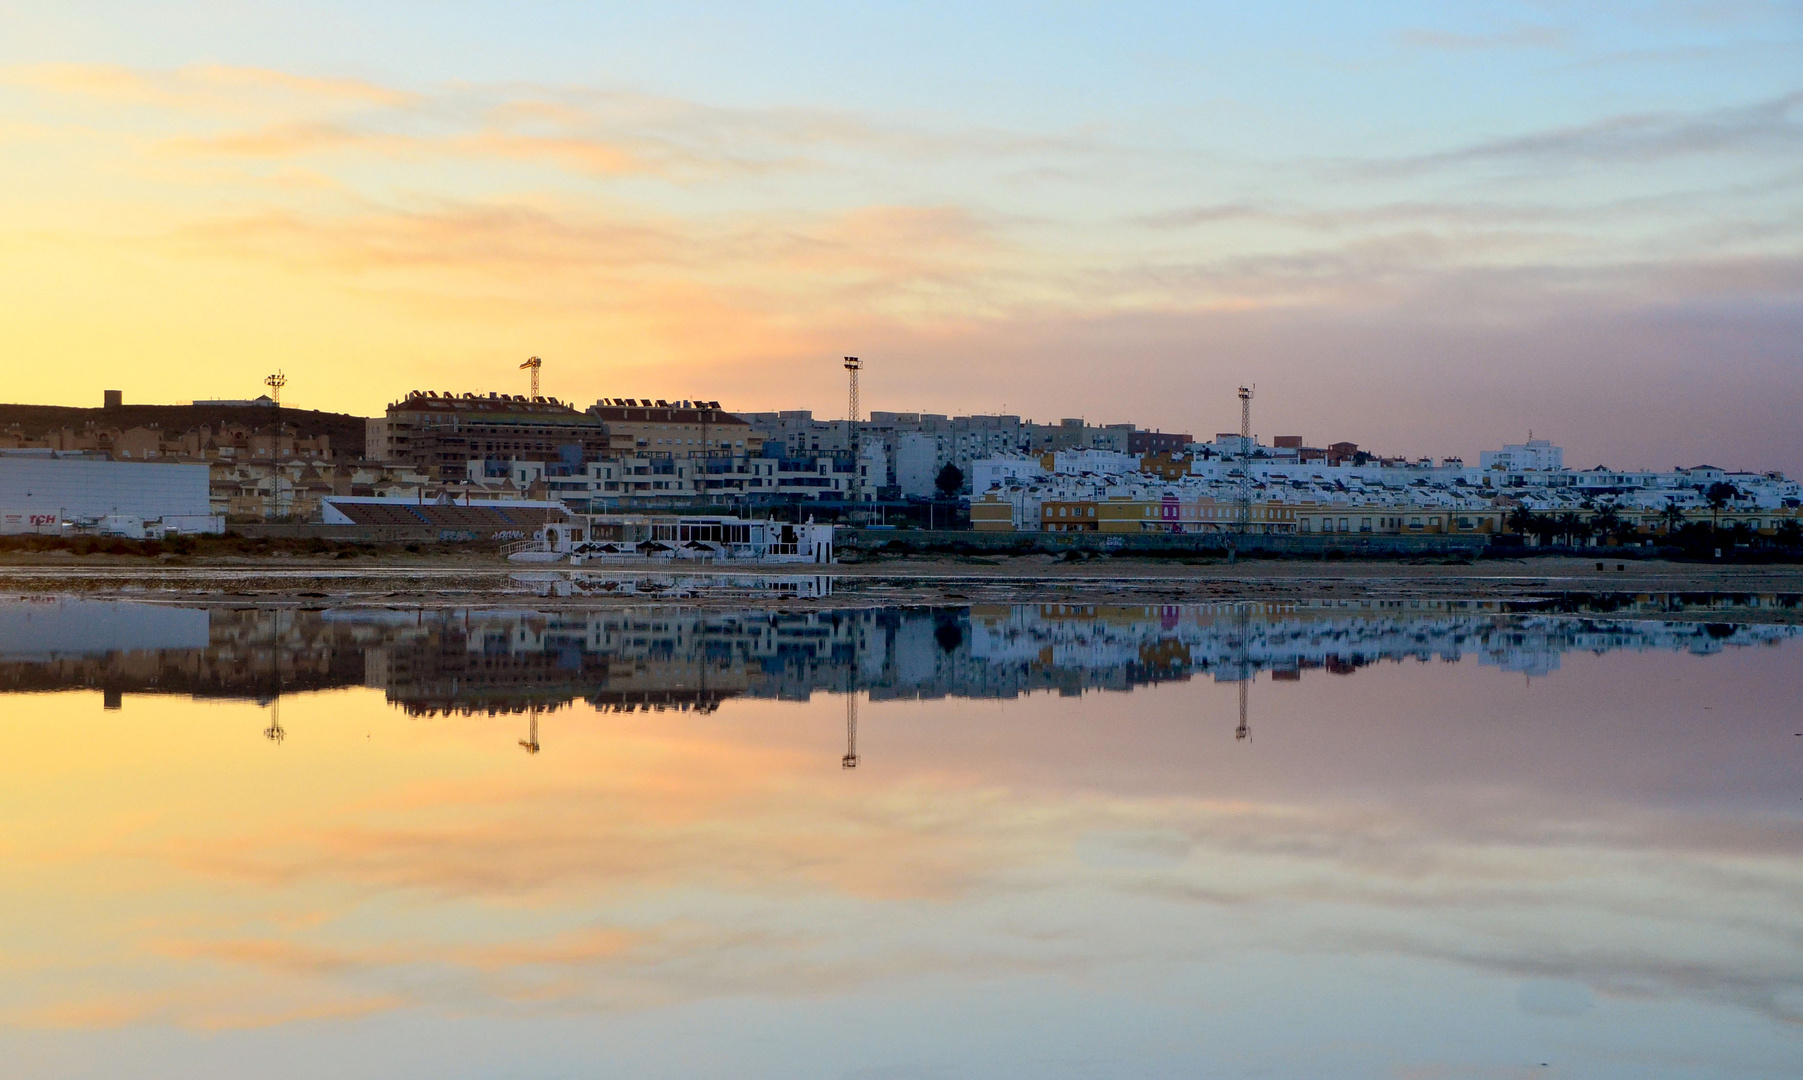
520 355 543 399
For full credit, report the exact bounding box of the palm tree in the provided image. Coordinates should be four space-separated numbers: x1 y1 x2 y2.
1705 481 1739 531
1660 499 1686 536
1554 512 1586 547
1775 519 1803 553
1590 505 1622 544
1506 505 1539 537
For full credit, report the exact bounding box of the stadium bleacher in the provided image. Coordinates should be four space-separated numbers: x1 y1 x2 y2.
323 498 574 539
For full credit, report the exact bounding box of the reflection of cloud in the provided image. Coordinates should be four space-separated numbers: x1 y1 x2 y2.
5 669 1803 1039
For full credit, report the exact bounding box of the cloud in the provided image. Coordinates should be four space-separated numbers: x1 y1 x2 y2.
0 62 413 111
1385 91 1803 173
1396 26 1570 51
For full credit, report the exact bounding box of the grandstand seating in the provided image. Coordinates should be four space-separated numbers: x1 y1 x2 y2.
324 499 574 538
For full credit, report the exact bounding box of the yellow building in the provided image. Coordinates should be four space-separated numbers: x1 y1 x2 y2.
970 493 1018 531
1094 495 1297 534
1042 500 1099 531
1290 505 1504 535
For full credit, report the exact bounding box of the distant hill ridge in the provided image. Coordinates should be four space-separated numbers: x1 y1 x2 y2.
0 402 371 457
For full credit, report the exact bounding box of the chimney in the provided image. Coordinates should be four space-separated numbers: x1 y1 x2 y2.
104 390 123 409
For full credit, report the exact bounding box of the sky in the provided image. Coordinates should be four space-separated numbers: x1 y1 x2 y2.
0 1 1799 471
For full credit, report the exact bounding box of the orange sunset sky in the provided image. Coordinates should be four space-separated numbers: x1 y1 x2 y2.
1 3 1798 471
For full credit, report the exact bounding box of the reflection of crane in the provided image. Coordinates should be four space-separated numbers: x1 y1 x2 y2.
520 705 541 754
842 693 859 768
1235 385 1255 534
520 355 543 399
1234 601 1252 741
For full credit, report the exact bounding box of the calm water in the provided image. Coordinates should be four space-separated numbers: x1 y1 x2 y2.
2 596 1801 1079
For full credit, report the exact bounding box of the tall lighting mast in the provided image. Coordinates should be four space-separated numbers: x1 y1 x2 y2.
1235 385 1255 534
264 371 286 407
844 356 862 508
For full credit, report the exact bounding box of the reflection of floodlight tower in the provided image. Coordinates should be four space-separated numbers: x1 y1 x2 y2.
1235 385 1255 534
520 355 543 399
263 611 285 743
265 371 286 407
842 693 859 769
844 356 862 508
1234 602 1252 742
263 696 285 744
520 705 541 754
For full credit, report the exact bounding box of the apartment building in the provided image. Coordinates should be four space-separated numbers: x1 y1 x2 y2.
476 450 862 510
371 391 612 481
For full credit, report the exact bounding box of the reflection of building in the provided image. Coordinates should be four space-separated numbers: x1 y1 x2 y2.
1 599 1796 713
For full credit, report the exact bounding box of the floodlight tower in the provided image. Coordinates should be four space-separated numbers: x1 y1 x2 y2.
1235 385 1255 533
520 356 543 399
844 356 862 507
264 371 287 407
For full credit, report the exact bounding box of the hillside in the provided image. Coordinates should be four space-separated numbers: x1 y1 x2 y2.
0 403 371 457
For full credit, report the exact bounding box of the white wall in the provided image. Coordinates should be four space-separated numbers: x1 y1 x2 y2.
0 456 214 525
895 433 939 497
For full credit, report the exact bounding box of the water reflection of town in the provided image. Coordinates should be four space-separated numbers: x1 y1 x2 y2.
3 597 1797 721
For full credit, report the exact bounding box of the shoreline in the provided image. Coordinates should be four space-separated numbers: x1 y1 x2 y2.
2 555 1799 621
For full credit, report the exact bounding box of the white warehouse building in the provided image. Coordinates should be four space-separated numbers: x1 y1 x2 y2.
0 452 223 535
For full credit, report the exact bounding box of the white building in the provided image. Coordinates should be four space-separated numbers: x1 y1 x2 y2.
894 433 939 498
0 452 222 535
1480 439 1563 473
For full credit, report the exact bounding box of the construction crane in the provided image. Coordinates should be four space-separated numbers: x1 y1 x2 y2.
520 355 543 399
1235 385 1255 534
842 692 860 768
844 356 862 508
264 371 286 407
520 705 541 754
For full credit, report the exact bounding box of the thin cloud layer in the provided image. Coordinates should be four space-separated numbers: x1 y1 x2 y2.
0 14 1796 470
